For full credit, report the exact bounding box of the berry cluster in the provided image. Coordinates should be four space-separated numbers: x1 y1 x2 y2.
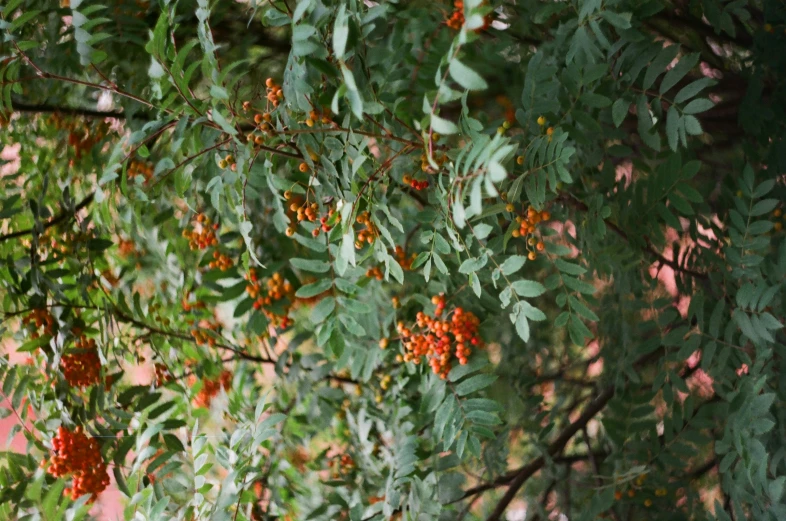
246 270 294 328
48 114 109 162
183 213 219 250
396 295 483 378
511 205 551 260
354 211 378 248
394 246 417 271
192 370 233 408
118 238 136 257
773 207 784 232
23 308 56 338
265 78 284 107
218 153 237 171
190 320 222 346
446 1 493 31
286 193 335 238
181 294 206 313
366 265 384 280
419 151 447 174
61 335 101 388
127 160 154 183
305 109 333 127
209 250 233 271
45 426 110 502
402 174 428 191
154 363 173 387
328 453 355 479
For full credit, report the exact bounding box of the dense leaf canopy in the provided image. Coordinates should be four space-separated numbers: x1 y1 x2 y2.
1 0 785 520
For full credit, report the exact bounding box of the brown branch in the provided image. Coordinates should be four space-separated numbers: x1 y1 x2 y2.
10 101 125 119
483 386 616 521
0 193 94 244
559 193 710 281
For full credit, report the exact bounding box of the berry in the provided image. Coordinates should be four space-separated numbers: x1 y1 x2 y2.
46 426 110 502
299 162 309 173
528 251 537 261
61 335 101 387
537 116 546 126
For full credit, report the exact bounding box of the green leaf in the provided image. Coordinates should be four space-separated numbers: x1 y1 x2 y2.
459 256 487 274
612 98 629 127
600 11 632 29
454 374 497 396
660 53 699 94
500 255 527 275
682 98 713 114
510 280 546 298
295 279 332 298
431 114 459 135
290 258 331 273
449 59 488 91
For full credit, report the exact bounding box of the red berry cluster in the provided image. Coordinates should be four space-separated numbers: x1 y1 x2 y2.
192 370 233 408
328 453 355 479
265 78 284 107
154 363 173 387
446 1 493 31
402 174 428 191
182 213 219 250
61 335 101 388
45 426 110 502
396 295 483 379
22 308 55 338
246 270 293 328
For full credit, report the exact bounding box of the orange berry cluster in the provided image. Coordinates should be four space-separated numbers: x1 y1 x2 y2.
183 213 219 250
118 238 136 257
193 370 232 408
305 109 333 127
218 153 237 171
446 1 492 31
396 295 483 379
246 270 294 328
209 250 233 271
511 205 551 260
127 160 154 183
366 265 384 280
420 151 447 174
181 294 206 313
46 426 110 502
354 211 378 249
265 78 284 107
154 363 173 387
190 320 221 346
60 335 101 388
402 174 428 191
23 308 55 338
394 245 417 270
286 194 335 238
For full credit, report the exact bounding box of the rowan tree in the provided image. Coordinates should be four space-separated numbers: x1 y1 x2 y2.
0 1 785 520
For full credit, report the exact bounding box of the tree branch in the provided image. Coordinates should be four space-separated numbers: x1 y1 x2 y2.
0 193 94 244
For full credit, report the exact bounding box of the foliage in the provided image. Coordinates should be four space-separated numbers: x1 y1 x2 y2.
0 0 785 520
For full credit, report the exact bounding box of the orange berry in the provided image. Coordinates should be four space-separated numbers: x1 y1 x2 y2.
528 251 537 261
536 241 545 251
299 162 309 173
